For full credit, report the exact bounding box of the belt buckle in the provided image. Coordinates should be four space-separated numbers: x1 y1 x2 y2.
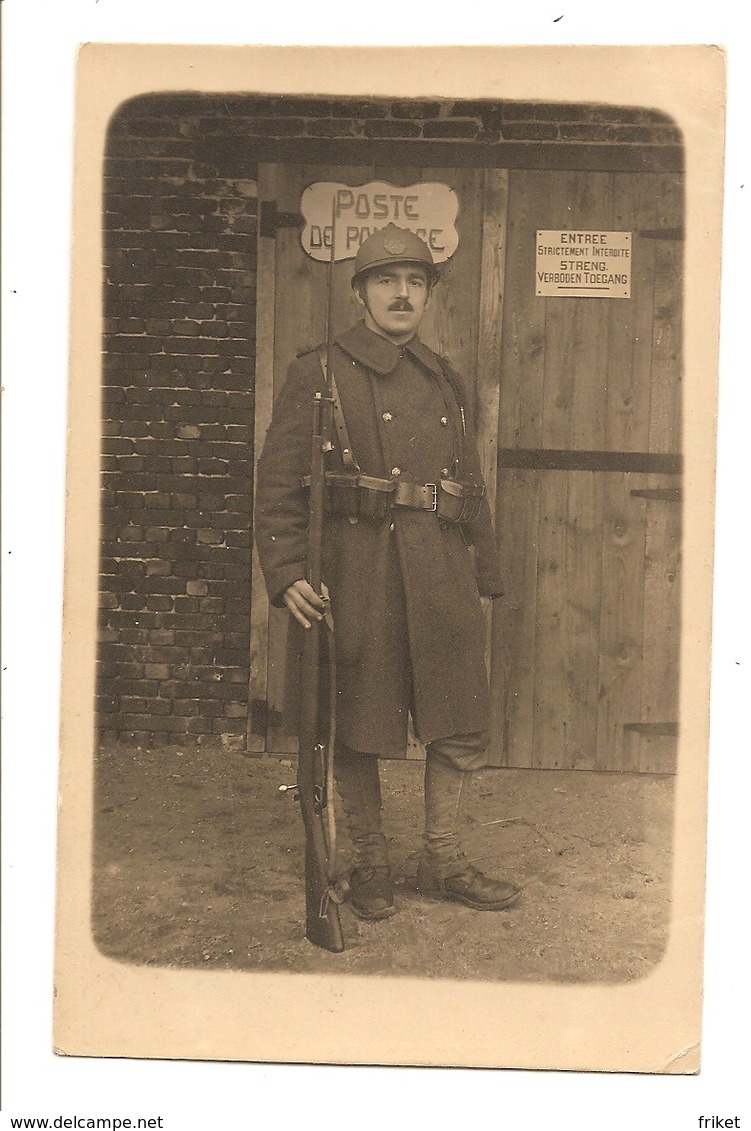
425 483 438 512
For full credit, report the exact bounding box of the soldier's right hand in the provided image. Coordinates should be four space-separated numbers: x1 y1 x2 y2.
283 579 328 630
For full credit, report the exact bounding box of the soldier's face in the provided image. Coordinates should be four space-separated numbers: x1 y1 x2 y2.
356 264 431 342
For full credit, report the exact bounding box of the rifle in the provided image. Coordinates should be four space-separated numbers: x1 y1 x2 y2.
295 200 345 953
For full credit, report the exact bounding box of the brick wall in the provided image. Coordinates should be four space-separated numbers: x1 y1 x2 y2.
97 93 682 748
100 106 258 746
188 95 681 151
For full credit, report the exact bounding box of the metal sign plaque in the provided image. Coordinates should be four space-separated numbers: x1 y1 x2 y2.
536 230 632 298
300 181 459 263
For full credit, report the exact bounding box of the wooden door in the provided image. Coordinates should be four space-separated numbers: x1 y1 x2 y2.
248 162 508 755
249 162 683 774
491 169 683 773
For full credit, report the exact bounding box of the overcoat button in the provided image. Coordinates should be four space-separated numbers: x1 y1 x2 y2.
348 516 359 525
440 416 449 426
441 468 449 477
391 467 401 476
382 412 393 422
389 522 395 532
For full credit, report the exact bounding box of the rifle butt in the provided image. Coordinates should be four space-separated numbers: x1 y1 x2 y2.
305 845 345 953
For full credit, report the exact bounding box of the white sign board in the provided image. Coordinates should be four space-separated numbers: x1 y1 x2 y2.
536 230 632 298
300 181 459 263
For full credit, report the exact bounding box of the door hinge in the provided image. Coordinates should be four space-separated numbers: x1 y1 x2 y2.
623 722 678 736
259 200 304 239
638 228 684 241
250 698 268 735
629 488 682 502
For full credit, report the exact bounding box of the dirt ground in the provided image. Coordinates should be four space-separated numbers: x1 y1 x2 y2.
92 739 673 983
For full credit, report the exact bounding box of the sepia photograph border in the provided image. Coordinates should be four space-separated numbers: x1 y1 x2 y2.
54 42 725 1072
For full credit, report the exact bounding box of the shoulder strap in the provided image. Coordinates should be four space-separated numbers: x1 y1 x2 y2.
318 350 361 474
435 355 467 436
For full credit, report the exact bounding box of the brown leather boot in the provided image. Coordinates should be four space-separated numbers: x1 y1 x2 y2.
419 746 520 911
416 853 520 910
335 746 395 920
349 864 396 920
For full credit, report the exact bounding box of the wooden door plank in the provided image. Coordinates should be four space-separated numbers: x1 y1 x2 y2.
417 166 482 384
276 165 319 374
639 481 681 773
534 462 604 772
596 176 658 770
541 171 613 451
492 169 550 768
557 173 611 769
595 472 650 770
535 178 586 780
474 168 509 763
498 167 546 770
532 469 569 768
498 169 550 449
533 172 609 769
491 467 540 768
475 170 508 519
328 164 376 344
649 173 684 455
247 164 277 753
372 163 421 185
639 174 683 771
564 469 604 770
607 173 658 453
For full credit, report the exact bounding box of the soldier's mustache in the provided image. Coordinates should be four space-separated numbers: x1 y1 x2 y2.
388 298 414 311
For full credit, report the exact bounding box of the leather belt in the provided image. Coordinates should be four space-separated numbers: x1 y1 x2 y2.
393 481 438 511
302 473 485 524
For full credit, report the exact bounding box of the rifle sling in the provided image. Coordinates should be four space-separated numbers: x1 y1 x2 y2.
318 351 360 474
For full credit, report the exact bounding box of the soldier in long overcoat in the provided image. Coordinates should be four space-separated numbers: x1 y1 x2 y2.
255 224 520 920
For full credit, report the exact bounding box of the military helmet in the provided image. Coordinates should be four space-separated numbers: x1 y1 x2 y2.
351 223 440 286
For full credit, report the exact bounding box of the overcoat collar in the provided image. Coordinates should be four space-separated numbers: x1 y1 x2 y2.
335 320 444 380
